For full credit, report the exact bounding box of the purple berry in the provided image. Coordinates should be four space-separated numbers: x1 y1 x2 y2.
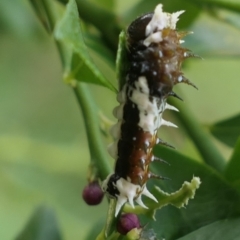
117 213 141 235
82 181 104 205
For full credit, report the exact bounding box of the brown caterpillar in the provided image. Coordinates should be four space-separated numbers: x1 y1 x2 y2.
102 4 196 216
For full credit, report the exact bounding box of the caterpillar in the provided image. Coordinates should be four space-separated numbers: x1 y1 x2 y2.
102 4 196 216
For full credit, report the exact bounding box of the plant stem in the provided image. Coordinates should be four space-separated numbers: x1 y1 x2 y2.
41 0 55 31
38 0 112 180
169 98 226 172
39 0 66 65
73 83 111 179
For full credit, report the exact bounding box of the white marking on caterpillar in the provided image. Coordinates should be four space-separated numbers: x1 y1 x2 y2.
178 75 183 82
145 4 184 36
116 84 127 103
113 177 158 217
129 77 164 134
112 104 124 120
135 76 150 94
114 178 142 216
135 196 148 209
109 122 122 139
159 51 163 58
161 119 178 128
143 32 162 47
165 103 179 112
107 142 118 159
142 186 158 202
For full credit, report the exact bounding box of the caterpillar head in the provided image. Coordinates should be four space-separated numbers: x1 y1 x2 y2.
102 173 120 198
126 4 188 98
127 12 153 46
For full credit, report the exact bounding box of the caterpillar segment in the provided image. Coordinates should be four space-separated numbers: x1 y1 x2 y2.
102 4 196 216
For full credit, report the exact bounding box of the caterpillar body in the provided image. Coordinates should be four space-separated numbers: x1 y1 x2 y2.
102 4 196 216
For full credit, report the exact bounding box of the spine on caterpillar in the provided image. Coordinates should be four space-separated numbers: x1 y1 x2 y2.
102 4 196 216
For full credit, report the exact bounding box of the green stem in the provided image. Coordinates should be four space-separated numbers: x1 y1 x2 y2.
169 98 226 172
36 0 66 65
31 0 112 180
73 84 111 179
104 199 117 238
41 0 55 31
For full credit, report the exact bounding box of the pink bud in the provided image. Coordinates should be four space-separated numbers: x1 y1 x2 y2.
82 181 104 205
117 213 141 235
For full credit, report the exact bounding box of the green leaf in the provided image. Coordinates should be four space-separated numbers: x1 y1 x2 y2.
232 179 240 196
116 31 129 90
29 0 52 33
123 228 141 240
225 138 240 182
124 177 201 220
139 229 159 240
197 0 240 13
139 146 240 239
185 11 240 57
176 218 240 240
84 33 115 69
85 219 106 240
0 0 40 37
150 177 201 219
55 0 116 92
67 0 120 51
16 206 62 240
90 0 115 11
217 8 240 30
209 114 240 147
29 0 64 34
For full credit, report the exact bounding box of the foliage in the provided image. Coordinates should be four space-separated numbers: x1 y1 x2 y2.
16 206 62 240
1 0 240 239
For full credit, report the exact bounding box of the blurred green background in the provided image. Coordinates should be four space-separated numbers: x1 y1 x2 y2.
0 0 240 239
